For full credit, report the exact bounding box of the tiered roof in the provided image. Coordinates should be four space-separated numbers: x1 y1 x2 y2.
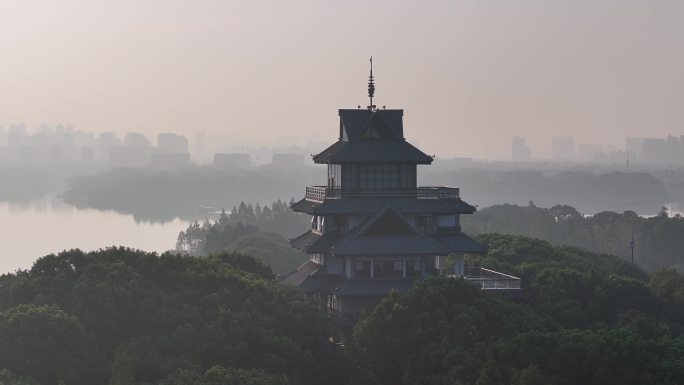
291 196 477 215
312 109 433 164
290 206 487 256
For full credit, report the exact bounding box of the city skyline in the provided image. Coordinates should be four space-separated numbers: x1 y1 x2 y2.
3 122 684 165
1 1 683 160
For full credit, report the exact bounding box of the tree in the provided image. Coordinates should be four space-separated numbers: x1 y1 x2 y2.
0 304 105 385
511 365 550 385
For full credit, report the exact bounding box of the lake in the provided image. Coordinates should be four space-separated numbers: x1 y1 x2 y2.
0 196 189 274
2 195 683 275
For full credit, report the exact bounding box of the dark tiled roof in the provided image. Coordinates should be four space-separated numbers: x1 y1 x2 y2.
299 273 347 293
335 278 419 297
339 109 404 140
279 259 322 286
344 205 419 238
434 233 488 254
291 197 477 215
312 140 433 164
331 206 450 256
289 204 486 256
289 231 342 254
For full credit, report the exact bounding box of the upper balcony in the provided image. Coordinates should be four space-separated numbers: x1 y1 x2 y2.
305 186 460 202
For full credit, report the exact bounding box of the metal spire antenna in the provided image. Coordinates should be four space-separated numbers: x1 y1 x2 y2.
630 230 635 264
367 56 375 110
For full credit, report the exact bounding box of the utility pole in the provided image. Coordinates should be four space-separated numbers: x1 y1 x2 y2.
630 231 635 264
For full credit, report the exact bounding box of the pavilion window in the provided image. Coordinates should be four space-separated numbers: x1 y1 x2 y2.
326 216 346 233
400 164 416 189
416 215 435 233
406 260 422 277
344 163 415 191
373 260 404 278
354 260 371 278
328 164 341 189
342 165 358 189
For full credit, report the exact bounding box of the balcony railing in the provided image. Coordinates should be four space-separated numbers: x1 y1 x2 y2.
429 267 521 290
305 186 460 201
464 267 521 290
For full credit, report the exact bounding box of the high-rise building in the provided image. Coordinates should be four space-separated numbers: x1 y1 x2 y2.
157 133 189 154
511 136 531 161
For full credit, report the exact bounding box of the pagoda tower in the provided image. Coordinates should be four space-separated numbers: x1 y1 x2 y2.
284 59 489 329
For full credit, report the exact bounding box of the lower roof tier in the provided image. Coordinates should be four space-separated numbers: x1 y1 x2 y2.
291 196 477 215
290 230 487 256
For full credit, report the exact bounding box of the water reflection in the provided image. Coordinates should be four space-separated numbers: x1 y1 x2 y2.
0 197 189 274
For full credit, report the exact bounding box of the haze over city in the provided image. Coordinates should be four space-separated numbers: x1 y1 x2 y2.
1 0 683 160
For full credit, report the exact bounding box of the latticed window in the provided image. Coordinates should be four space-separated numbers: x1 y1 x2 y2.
354 261 371 278
373 260 404 278
342 163 416 190
416 215 435 233
406 260 422 277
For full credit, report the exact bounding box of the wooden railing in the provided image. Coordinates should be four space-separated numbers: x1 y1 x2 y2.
305 186 460 201
428 267 522 290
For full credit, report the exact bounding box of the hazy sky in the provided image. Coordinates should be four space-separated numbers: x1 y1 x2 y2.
1 0 683 159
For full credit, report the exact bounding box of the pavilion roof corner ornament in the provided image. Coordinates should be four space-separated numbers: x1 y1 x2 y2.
367 56 376 110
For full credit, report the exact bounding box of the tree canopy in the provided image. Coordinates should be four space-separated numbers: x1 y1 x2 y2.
351 234 684 385
463 203 684 271
0 248 344 385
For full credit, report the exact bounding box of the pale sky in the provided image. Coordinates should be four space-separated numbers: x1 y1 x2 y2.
1 0 683 159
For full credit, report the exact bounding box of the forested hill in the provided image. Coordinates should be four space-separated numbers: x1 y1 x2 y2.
0 248 346 385
463 203 684 271
351 234 684 385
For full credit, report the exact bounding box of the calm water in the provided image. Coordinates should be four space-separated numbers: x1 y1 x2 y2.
0 197 189 274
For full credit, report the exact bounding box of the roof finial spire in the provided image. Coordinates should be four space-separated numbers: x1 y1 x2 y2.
367 56 375 110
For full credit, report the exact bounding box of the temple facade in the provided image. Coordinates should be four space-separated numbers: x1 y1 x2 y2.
283 64 518 338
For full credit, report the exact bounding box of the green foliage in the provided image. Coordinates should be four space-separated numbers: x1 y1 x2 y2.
463 203 684 271
0 248 343 385
510 365 549 385
159 366 289 385
226 233 310 277
176 200 310 253
176 201 310 276
352 234 684 385
0 369 40 385
0 304 104 385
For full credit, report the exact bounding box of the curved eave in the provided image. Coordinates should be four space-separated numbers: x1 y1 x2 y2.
290 197 477 215
434 233 488 254
290 230 342 254
312 140 433 164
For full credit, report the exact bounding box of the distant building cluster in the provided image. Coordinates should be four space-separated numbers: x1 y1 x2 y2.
627 136 684 165
0 123 315 171
511 134 684 165
0 124 192 169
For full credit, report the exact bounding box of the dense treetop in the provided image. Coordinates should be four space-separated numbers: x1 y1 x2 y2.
1 234 684 384
0 248 343 385
463 203 684 271
351 234 684 385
